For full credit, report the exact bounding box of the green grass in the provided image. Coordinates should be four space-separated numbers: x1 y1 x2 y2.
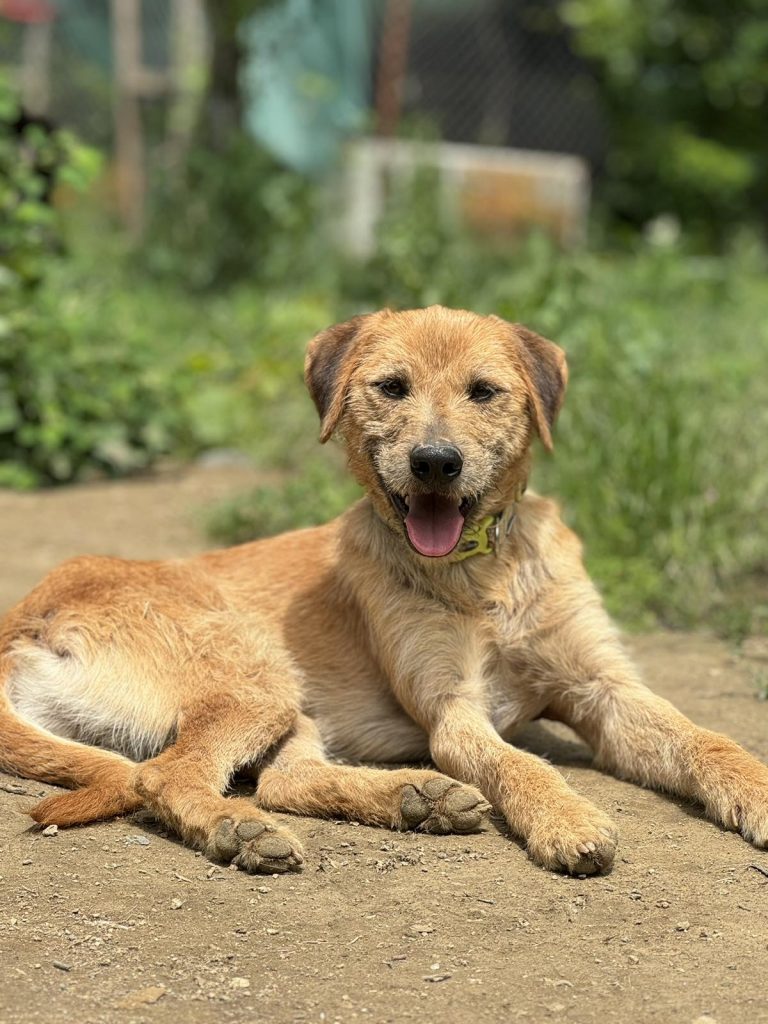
521 240 768 633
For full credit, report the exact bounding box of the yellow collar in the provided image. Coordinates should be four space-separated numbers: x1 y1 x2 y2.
450 483 526 563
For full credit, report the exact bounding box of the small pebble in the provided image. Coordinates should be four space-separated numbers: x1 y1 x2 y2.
0 782 27 795
42 824 59 837
117 985 166 1008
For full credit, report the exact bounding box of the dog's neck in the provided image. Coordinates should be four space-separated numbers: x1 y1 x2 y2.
351 478 528 582
449 481 526 563
343 494 529 614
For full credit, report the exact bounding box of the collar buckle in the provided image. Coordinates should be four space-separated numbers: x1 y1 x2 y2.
452 512 502 562
449 480 526 564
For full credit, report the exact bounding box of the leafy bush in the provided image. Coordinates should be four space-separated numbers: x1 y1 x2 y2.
0 83 315 487
0 78 119 487
560 0 768 241
28 235 336 487
142 134 321 290
0 295 189 488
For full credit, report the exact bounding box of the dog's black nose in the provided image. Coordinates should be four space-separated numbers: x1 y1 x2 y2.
409 444 463 484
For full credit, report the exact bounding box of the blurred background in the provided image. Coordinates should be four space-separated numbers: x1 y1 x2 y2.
1 0 767 639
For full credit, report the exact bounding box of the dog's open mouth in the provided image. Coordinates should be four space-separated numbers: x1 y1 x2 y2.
389 492 475 558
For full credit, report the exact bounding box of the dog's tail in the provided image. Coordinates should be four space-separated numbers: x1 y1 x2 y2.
0 658 141 826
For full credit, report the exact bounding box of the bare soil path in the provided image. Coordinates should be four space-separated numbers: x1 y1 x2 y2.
1 468 767 1024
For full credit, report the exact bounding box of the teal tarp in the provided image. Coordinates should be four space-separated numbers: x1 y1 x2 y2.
241 0 374 174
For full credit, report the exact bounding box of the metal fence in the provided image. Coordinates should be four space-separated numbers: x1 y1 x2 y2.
0 0 604 238
395 0 605 165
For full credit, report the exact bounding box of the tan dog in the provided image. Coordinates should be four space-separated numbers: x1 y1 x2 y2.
1 306 767 876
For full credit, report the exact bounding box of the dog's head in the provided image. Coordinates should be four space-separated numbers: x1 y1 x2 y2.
305 306 567 558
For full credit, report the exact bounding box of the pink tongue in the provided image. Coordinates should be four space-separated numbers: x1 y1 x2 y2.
405 494 465 557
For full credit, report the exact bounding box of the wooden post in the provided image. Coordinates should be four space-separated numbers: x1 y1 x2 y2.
166 0 208 170
111 0 146 237
375 0 412 138
20 16 52 116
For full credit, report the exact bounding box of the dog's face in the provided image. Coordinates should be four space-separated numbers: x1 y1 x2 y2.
305 306 567 558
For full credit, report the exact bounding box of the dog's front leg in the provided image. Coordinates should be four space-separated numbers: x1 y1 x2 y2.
374 610 617 874
536 609 768 850
555 669 768 849
420 695 617 874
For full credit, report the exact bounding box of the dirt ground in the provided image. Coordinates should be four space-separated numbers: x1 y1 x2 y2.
1 466 768 1024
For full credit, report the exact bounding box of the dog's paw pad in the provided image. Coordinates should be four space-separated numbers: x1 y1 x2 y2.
400 778 491 835
420 777 455 801
210 817 304 874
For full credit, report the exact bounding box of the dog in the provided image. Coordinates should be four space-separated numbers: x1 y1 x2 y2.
2 306 767 876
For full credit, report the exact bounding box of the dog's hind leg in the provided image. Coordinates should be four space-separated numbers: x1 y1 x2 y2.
0 653 141 825
133 690 304 873
256 714 491 834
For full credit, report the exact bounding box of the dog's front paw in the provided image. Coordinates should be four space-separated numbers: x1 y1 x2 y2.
399 777 491 834
732 803 768 847
526 802 618 876
209 817 304 874
711 784 768 848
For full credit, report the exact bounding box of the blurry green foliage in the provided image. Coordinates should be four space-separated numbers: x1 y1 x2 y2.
143 135 320 290
0 85 97 287
501 235 768 634
40 230 334 482
341 167 501 310
560 0 768 239
0 304 184 488
207 461 361 546
0 77 122 488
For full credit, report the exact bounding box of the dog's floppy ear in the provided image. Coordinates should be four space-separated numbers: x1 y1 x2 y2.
501 321 568 451
304 315 367 443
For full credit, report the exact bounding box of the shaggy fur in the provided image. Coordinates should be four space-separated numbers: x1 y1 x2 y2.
2 306 768 876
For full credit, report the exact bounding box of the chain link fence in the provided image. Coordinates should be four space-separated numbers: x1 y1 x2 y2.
397 0 605 166
0 0 602 237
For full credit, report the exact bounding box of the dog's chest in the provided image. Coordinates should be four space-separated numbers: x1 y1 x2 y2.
487 660 551 736
476 600 552 733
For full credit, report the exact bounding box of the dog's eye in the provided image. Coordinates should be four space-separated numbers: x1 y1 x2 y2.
468 381 497 403
376 378 410 400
